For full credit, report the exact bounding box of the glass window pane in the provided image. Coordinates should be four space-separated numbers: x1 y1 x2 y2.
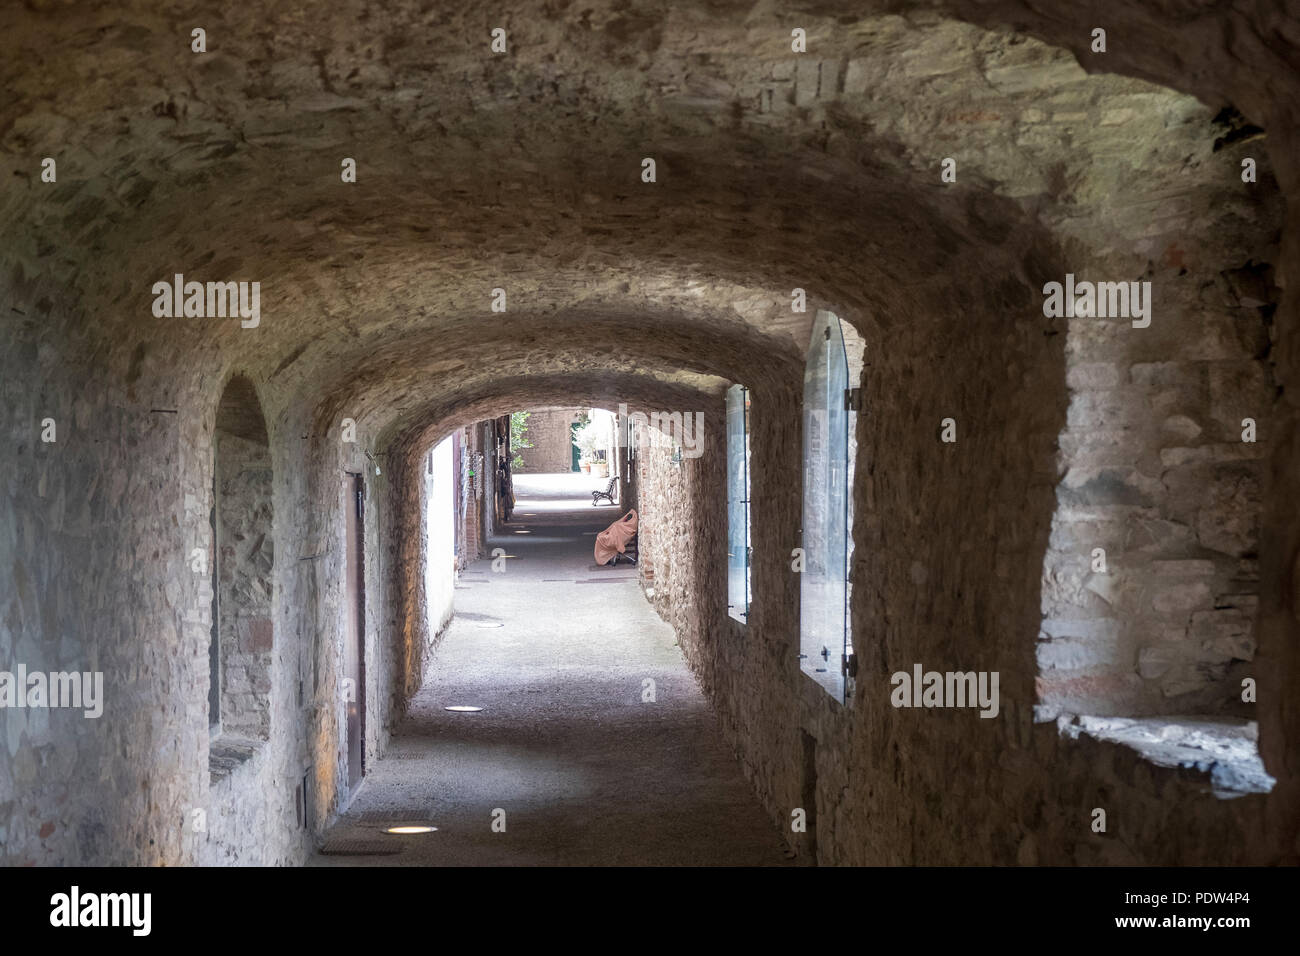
800 312 849 699
727 384 750 622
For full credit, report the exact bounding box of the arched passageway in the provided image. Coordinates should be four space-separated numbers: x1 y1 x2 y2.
2 1 1298 870
314 468 785 865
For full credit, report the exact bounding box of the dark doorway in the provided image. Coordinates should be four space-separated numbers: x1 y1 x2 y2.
344 473 366 791
569 421 581 472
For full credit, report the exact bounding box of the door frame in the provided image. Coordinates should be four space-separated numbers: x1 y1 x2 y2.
344 472 366 791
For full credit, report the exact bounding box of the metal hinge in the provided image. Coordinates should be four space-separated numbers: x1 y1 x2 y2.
842 652 857 677
844 387 861 411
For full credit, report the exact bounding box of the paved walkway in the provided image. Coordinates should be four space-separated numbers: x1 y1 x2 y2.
310 472 789 866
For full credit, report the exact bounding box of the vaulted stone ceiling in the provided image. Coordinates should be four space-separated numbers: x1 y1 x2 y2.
2 0 1298 872
2 0 1294 449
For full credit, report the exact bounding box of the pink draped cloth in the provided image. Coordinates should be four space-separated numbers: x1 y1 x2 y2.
594 509 638 565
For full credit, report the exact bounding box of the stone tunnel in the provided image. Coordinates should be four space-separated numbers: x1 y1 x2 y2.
1 0 1298 868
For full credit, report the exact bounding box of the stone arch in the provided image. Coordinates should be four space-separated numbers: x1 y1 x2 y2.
1024 116 1285 797
380 373 726 704
2 0 1298 867
210 374 274 749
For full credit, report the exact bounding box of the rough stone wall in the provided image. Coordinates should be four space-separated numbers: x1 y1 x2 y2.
0 335 346 865
514 408 580 474
301 399 403 845
642 259 1290 866
618 425 638 516
1038 254 1280 720
483 422 500 540
461 427 485 565
213 428 273 740
390 433 426 715
652 301 1293 865
3 0 1299 869
1256 194 1300 842
0 340 193 865
639 406 725 638
637 384 810 852
390 433 457 706
202 390 402 865
614 29 1294 867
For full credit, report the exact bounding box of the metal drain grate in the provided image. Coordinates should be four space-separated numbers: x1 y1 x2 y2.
319 838 403 856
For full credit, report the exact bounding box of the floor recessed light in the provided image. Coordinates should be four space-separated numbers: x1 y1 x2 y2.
444 705 483 712
470 621 503 628
384 825 438 835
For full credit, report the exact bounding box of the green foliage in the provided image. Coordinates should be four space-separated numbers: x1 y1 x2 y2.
571 418 600 461
510 411 533 470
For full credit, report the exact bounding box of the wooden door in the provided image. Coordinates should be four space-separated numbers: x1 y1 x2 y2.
344 473 366 790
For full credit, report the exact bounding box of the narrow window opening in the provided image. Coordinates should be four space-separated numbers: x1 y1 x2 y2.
799 311 863 702
209 375 274 779
726 383 751 623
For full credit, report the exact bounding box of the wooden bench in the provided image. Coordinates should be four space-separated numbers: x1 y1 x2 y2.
592 475 617 506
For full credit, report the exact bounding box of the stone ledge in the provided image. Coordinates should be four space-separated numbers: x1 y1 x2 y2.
208 733 265 785
1058 714 1275 798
